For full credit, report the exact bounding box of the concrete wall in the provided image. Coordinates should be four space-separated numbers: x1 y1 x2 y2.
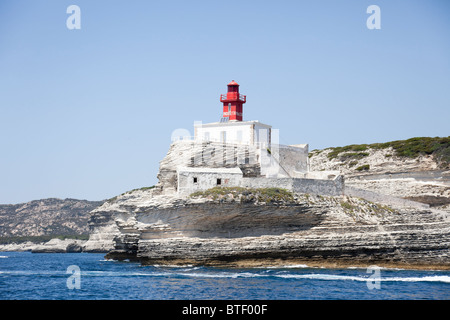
240 177 294 190
242 176 344 197
292 176 344 196
178 167 344 197
278 144 309 175
177 167 243 195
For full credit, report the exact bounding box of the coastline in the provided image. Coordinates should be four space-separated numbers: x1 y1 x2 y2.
138 257 450 271
1 250 449 271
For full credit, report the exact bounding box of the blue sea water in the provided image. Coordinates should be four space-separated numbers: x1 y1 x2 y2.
0 252 449 300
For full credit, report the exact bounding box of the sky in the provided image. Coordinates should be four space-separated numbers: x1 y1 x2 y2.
0 0 449 204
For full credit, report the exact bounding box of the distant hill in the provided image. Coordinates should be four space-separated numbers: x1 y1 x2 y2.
0 198 104 242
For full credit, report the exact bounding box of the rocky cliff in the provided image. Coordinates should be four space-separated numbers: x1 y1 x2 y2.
82 137 450 269
83 185 450 269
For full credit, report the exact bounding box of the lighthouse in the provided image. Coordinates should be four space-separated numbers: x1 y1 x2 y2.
195 81 271 146
220 80 246 121
175 80 339 198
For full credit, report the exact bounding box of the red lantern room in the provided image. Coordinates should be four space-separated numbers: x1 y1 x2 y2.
219 80 246 121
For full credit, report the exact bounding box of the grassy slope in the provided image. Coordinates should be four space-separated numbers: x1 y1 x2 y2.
320 137 450 168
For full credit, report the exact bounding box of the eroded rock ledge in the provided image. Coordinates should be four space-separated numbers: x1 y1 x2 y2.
85 187 450 270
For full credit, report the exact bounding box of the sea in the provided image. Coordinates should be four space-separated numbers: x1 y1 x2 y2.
0 252 449 301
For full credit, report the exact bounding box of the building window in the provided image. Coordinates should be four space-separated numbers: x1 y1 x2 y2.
216 178 222 185
193 177 198 184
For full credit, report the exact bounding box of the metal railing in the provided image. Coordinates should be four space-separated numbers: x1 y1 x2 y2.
220 94 246 102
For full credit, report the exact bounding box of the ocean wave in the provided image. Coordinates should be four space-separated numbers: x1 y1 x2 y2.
275 273 450 283
263 264 310 269
0 256 8 258
153 271 450 284
382 276 450 284
0 270 66 276
128 271 450 284
2 267 448 284
153 264 195 269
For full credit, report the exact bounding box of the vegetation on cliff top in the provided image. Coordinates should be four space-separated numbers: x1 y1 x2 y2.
190 187 295 203
318 137 450 167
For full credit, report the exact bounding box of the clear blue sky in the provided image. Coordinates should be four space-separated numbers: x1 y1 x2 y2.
1 0 449 204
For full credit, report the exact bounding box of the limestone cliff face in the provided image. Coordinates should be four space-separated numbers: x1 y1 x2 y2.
309 145 450 212
85 137 450 268
85 187 450 269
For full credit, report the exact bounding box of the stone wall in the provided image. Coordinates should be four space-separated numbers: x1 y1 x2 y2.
292 176 344 196
241 176 344 197
240 177 294 190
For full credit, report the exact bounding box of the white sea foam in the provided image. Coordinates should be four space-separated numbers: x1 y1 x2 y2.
146 270 450 284
263 264 310 269
274 273 450 283
153 264 195 268
276 273 365 281
0 270 66 276
2 267 448 285
0 256 8 258
381 276 450 284
158 271 450 284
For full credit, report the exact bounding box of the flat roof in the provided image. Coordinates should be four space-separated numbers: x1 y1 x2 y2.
195 120 272 129
177 167 243 174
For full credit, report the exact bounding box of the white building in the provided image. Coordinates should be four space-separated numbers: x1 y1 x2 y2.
194 120 272 146
165 81 343 197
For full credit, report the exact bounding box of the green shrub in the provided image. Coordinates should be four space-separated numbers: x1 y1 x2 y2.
356 164 370 171
340 201 357 213
348 161 358 167
339 152 369 161
327 144 368 160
